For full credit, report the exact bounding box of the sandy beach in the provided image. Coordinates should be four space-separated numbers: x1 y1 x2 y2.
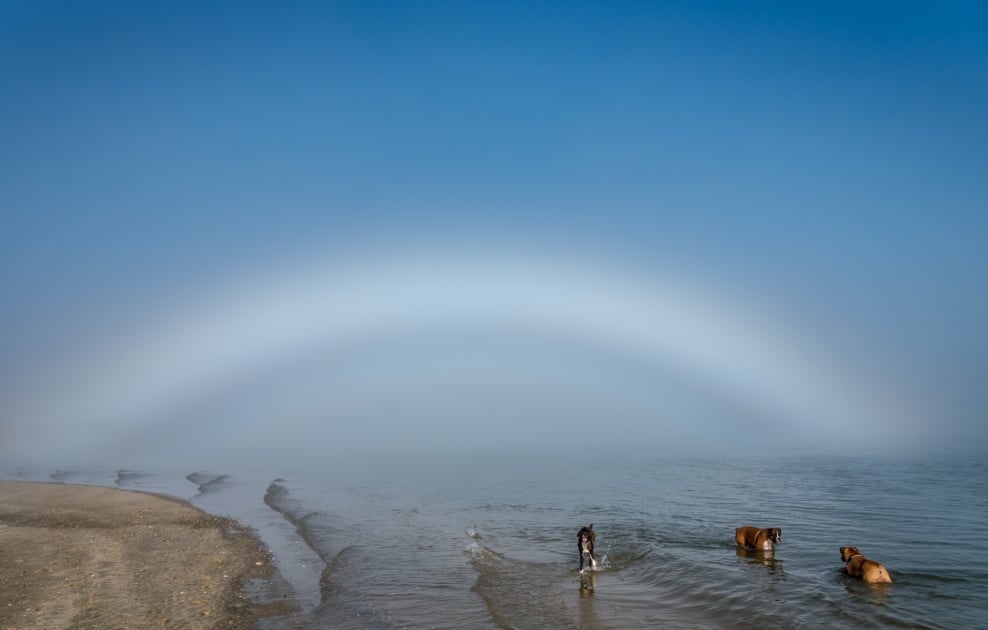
0 481 291 629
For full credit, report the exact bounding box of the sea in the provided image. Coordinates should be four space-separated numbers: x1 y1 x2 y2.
5 451 987 629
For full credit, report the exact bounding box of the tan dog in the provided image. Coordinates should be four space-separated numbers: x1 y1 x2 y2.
734 526 782 551
840 546 892 583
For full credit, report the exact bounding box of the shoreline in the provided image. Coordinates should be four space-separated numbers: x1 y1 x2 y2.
0 481 293 629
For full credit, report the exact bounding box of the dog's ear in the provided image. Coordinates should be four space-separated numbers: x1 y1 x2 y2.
588 524 593 530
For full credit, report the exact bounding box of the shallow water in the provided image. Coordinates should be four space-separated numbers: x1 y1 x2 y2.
7 452 987 629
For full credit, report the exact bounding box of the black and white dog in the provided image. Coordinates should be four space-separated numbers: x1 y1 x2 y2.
577 524 597 572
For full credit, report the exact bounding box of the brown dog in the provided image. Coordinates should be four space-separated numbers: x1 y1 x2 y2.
577 524 596 572
840 546 892 583
734 526 782 551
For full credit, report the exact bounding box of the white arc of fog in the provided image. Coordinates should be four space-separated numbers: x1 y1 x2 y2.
7 253 906 454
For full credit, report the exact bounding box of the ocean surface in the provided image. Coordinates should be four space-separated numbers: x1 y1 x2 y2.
5 452 987 629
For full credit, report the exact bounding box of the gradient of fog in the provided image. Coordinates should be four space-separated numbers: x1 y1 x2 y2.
0 248 953 463
2 2 986 463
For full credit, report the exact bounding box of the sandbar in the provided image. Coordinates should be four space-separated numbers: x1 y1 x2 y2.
0 481 290 629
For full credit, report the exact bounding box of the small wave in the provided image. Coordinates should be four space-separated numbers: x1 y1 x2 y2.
320 544 359 586
49 469 111 484
114 469 149 486
899 570 976 585
589 544 651 573
263 481 328 564
263 479 291 507
464 527 498 558
263 478 347 614
185 471 229 494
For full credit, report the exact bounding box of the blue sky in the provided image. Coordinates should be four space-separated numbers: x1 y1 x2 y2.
2 1 986 460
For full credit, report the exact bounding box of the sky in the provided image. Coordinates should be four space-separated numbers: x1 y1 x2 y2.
2 1 987 463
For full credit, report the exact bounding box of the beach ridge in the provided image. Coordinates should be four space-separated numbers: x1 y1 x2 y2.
0 481 292 629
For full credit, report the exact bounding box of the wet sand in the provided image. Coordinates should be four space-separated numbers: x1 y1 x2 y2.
0 481 291 629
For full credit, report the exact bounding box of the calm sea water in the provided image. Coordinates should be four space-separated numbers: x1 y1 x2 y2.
6 452 987 629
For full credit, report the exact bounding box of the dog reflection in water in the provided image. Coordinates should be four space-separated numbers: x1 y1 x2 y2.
579 570 596 596
736 546 783 571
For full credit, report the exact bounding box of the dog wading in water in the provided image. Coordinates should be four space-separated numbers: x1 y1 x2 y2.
840 546 892 584
734 526 782 551
578 524 597 572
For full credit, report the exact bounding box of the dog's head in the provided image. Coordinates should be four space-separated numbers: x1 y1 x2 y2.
768 528 782 544
840 546 860 562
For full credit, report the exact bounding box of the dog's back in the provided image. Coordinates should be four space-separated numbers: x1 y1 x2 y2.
840 546 892 584
734 526 757 547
